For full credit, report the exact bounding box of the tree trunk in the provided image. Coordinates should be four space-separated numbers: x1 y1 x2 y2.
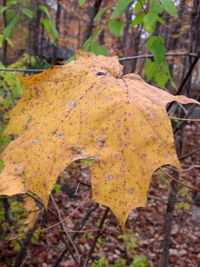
2 0 8 65
32 0 42 57
82 0 103 45
99 0 109 45
52 0 61 65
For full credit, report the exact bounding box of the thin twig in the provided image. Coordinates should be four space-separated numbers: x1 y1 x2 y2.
139 0 147 14
52 203 99 267
169 116 200 122
161 167 200 192
50 194 81 266
0 68 46 72
173 103 199 134
55 228 100 233
148 196 168 202
26 192 59 221
8 197 89 242
148 195 195 205
160 171 179 267
14 211 43 267
175 49 200 96
119 52 197 61
179 149 200 160
0 52 197 73
72 174 91 187
167 49 200 112
82 206 110 267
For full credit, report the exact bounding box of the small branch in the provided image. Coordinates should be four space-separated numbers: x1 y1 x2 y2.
3 197 13 223
52 203 99 267
26 192 58 220
0 52 197 73
173 104 199 134
72 174 91 187
181 164 200 171
119 52 197 62
148 196 168 202
8 198 89 242
82 206 110 267
57 228 100 234
0 68 46 73
167 49 200 112
175 49 200 96
169 116 200 122
139 0 147 14
14 211 43 267
160 170 179 267
148 195 196 205
50 195 81 266
161 167 200 192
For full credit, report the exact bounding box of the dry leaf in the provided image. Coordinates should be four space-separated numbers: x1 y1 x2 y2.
0 53 199 228
24 197 40 228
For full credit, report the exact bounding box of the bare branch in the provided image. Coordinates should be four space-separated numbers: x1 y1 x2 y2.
119 52 197 62
50 194 81 266
83 207 110 267
0 52 197 73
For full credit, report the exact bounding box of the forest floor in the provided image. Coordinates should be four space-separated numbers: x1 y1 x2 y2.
0 121 200 267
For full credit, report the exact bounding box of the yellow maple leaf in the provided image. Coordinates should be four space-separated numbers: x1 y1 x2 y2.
0 53 199 228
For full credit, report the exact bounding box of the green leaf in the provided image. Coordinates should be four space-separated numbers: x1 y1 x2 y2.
49 20 59 40
150 0 164 14
0 7 8 13
79 0 86 6
7 0 18 5
90 43 108 56
147 36 157 51
143 20 155 34
94 6 110 22
108 20 124 37
160 0 178 17
82 26 101 51
110 0 133 19
42 17 59 40
65 55 76 65
142 0 165 32
145 59 158 81
170 80 177 90
143 13 157 28
42 18 51 32
5 37 13 46
39 5 51 19
162 62 177 89
82 38 92 51
0 35 4 47
4 13 19 38
161 61 169 73
5 9 15 20
155 71 169 88
130 13 145 28
21 8 33 19
157 16 165 25
134 0 145 13
150 36 165 64
0 160 5 173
